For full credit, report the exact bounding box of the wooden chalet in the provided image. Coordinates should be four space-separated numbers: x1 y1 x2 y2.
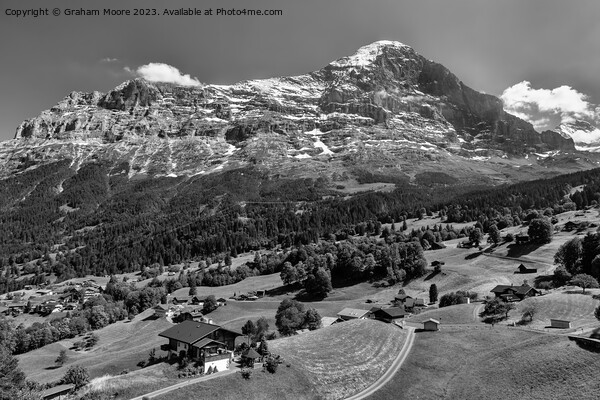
490 284 540 301
337 308 370 321
158 320 242 371
372 307 406 323
515 264 538 274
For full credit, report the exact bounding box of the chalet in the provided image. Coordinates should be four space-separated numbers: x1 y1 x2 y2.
515 264 538 274
490 284 540 301
190 296 206 305
177 308 205 323
372 307 406 323
321 316 338 327
158 320 242 372
431 261 445 267
415 298 425 307
172 296 191 305
153 304 172 318
41 384 75 400
7 302 27 314
337 308 370 321
36 289 53 296
515 234 529 244
423 318 440 331
394 294 412 303
563 221 579 231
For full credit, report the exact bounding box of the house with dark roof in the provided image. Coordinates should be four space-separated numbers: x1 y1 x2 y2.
372 307 406 323
515 234 530 244
490 284 540 301
158 320 242 372
515 264 538 274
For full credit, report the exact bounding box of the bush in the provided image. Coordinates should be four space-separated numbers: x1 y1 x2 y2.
241 368 252 380
264 355 279 374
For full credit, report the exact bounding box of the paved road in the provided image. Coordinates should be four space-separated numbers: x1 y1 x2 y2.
345 325 416 400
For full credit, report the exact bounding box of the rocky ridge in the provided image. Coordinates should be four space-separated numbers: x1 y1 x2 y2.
0 41 585 185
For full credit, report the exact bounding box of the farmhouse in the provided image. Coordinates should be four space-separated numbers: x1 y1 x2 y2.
423 318 440 331
490 284 540 301
515 264 538 274
153 304 172 318
158 320 242 371
372 307 406 323
337 308 370 321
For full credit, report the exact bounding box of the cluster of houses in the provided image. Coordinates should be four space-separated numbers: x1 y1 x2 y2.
490 283 540 302
153 295 227 322
0 280 106 317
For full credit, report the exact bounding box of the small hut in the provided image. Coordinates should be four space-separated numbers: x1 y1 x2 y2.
242 348 261 367
423 318 440 331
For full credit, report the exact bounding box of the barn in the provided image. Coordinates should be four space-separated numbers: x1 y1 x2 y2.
550 319 572 329
372 307 406 323
423 318 440 331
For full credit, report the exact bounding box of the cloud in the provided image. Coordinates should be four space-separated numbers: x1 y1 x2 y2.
126 63 202 87
501 81 598 130
101 57 119 63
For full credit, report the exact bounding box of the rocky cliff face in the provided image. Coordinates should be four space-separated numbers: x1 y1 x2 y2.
552 120 600 152
2 41 581 184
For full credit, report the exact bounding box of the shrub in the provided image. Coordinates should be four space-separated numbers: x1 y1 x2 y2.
241 368 252 380
264 356 278 374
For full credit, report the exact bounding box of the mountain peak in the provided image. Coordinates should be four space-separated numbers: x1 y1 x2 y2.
329 40 412 68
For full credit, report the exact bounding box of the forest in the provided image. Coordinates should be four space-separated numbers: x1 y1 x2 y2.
2 160 600 293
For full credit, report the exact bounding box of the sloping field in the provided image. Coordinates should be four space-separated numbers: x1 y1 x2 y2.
270 319 407 400
407 303 483 325
18 309 173 384
369 326 600 400
511 289 600 330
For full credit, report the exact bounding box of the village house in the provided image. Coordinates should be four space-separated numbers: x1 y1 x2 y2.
371 307 406 323
158 320 242 372
515 264 538 274
490 284 540 302
515 233 530 244
336 308 371 321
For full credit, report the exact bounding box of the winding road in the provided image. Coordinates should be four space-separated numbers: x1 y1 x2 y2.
345 325 416 400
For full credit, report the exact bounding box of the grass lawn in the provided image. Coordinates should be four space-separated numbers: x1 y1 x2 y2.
368 326 600 400
153 364 320 400
510 289 600 330
18 309 173 384
407 303 483 325
270 319 407 400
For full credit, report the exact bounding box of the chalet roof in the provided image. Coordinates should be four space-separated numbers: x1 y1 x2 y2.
337 308 370 318
404 298 415 307
490 284 538 295
376 307 406 318
158 320 220 345
425 318 440 324
395 294 412 301
321 317 338 327
243 348 261 359
42 384 75 398
154 304 170 311
415 298 425 306
173 296 191 303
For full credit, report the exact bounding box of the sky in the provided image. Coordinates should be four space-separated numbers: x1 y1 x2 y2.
1 0 599 141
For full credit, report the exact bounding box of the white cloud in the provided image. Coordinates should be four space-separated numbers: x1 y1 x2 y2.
101 57 119 63
127 63 202 87
501 81 598 130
